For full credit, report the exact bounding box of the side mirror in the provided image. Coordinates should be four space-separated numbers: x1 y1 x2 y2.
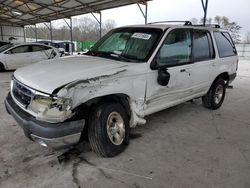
157 67 170 86
150 58 159 70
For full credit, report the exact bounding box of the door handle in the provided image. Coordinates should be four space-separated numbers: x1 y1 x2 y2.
180 69 186 72
180 68 191 76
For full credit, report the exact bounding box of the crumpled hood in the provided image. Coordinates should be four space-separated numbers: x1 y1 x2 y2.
14 55 128 94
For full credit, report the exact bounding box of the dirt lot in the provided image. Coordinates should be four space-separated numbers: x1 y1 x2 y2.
0 59 250 188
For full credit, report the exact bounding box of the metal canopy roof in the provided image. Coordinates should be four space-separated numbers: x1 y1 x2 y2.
0 0 150 26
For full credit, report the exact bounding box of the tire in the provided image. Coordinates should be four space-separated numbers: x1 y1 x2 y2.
202 78 226 110
0 62 5 72
88 102 130 157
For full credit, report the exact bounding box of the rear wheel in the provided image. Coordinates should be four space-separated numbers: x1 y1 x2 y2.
202 78 226 110
88 103 129 157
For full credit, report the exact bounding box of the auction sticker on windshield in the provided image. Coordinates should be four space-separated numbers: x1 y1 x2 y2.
132 33 152 40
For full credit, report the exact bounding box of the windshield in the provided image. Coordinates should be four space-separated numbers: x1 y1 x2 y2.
88 28 163 62
0 43 14 53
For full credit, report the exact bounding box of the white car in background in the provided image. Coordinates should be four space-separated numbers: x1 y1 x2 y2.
0 43 62 71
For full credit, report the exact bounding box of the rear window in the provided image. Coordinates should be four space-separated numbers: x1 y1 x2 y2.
214 32 237 58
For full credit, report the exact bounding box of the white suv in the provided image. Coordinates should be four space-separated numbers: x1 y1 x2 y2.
5 22 238 157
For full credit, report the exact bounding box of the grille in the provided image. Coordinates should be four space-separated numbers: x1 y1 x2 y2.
12 79 34 107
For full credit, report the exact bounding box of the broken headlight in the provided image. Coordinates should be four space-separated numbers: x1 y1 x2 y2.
29 95 73 123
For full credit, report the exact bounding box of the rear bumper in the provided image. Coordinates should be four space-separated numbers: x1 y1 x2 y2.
5 93 85 149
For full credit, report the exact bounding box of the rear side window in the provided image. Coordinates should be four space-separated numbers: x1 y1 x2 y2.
193 30 214 62
32 45 51 52
214 32 237 58
10 45 31 54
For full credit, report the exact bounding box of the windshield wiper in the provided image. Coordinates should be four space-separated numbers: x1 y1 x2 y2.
107 51 132 62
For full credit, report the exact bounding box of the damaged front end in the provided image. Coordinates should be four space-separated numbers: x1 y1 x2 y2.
11 78 74 123
5 78 85 149
28 94 73 123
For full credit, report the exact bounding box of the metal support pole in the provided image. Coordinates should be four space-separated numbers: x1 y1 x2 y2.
99 12 102 39
201 0 208 26
23 26 26 42
63 18 74 54
50 21 53 44
70 17 73 55
91 11 102 40
35 24 37 42
0 26 3 40
137 2 148 24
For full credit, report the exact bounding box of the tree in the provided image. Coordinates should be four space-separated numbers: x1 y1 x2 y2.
25 17 116 42
224 22 242 43
194 16 242 43
214 16 242 43
190 18 198 25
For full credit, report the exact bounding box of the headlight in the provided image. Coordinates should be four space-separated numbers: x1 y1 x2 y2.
29 95 73 123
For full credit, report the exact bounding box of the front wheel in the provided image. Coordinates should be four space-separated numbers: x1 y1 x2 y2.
202 78 226 110
88 103 130 157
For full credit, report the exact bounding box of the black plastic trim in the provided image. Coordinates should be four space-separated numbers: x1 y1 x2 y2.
229 73 237 82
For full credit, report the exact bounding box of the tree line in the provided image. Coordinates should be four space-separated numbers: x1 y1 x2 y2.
25 15 249 44
25 17 116 42
191 16 242 43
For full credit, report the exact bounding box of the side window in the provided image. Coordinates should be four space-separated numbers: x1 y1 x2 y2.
214 32 237 58
193 30 214 62
32 45 51 52
10 45 31 54
157 29 191 66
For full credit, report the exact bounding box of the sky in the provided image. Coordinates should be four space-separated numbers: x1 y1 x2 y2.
69 0 249 40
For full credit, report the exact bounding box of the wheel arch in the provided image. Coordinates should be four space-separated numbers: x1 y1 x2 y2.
0 61 6 71
72 93 131 121
211 72 229 87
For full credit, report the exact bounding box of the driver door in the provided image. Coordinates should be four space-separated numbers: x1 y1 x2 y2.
145 28 193 115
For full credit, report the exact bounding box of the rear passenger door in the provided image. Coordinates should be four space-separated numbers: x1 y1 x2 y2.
31 45 53 64
191 29 216 95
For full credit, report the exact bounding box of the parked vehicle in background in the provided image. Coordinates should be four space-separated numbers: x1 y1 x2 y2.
0 43 63 71
5 22 238 157
0 41 9 47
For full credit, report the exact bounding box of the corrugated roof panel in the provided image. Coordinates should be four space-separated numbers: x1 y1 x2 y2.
19 14 34 20
0 0 151 26
36 8 54 15
61 0 82 8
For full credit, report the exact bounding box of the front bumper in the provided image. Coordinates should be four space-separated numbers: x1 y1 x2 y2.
5 93 85 149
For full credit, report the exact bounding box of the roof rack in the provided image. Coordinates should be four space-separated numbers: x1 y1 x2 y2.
193 24 221 28
148 21 192 26
148 21 221 28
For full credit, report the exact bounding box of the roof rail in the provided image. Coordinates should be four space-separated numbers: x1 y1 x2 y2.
148 21 192 26
193 24 221 28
